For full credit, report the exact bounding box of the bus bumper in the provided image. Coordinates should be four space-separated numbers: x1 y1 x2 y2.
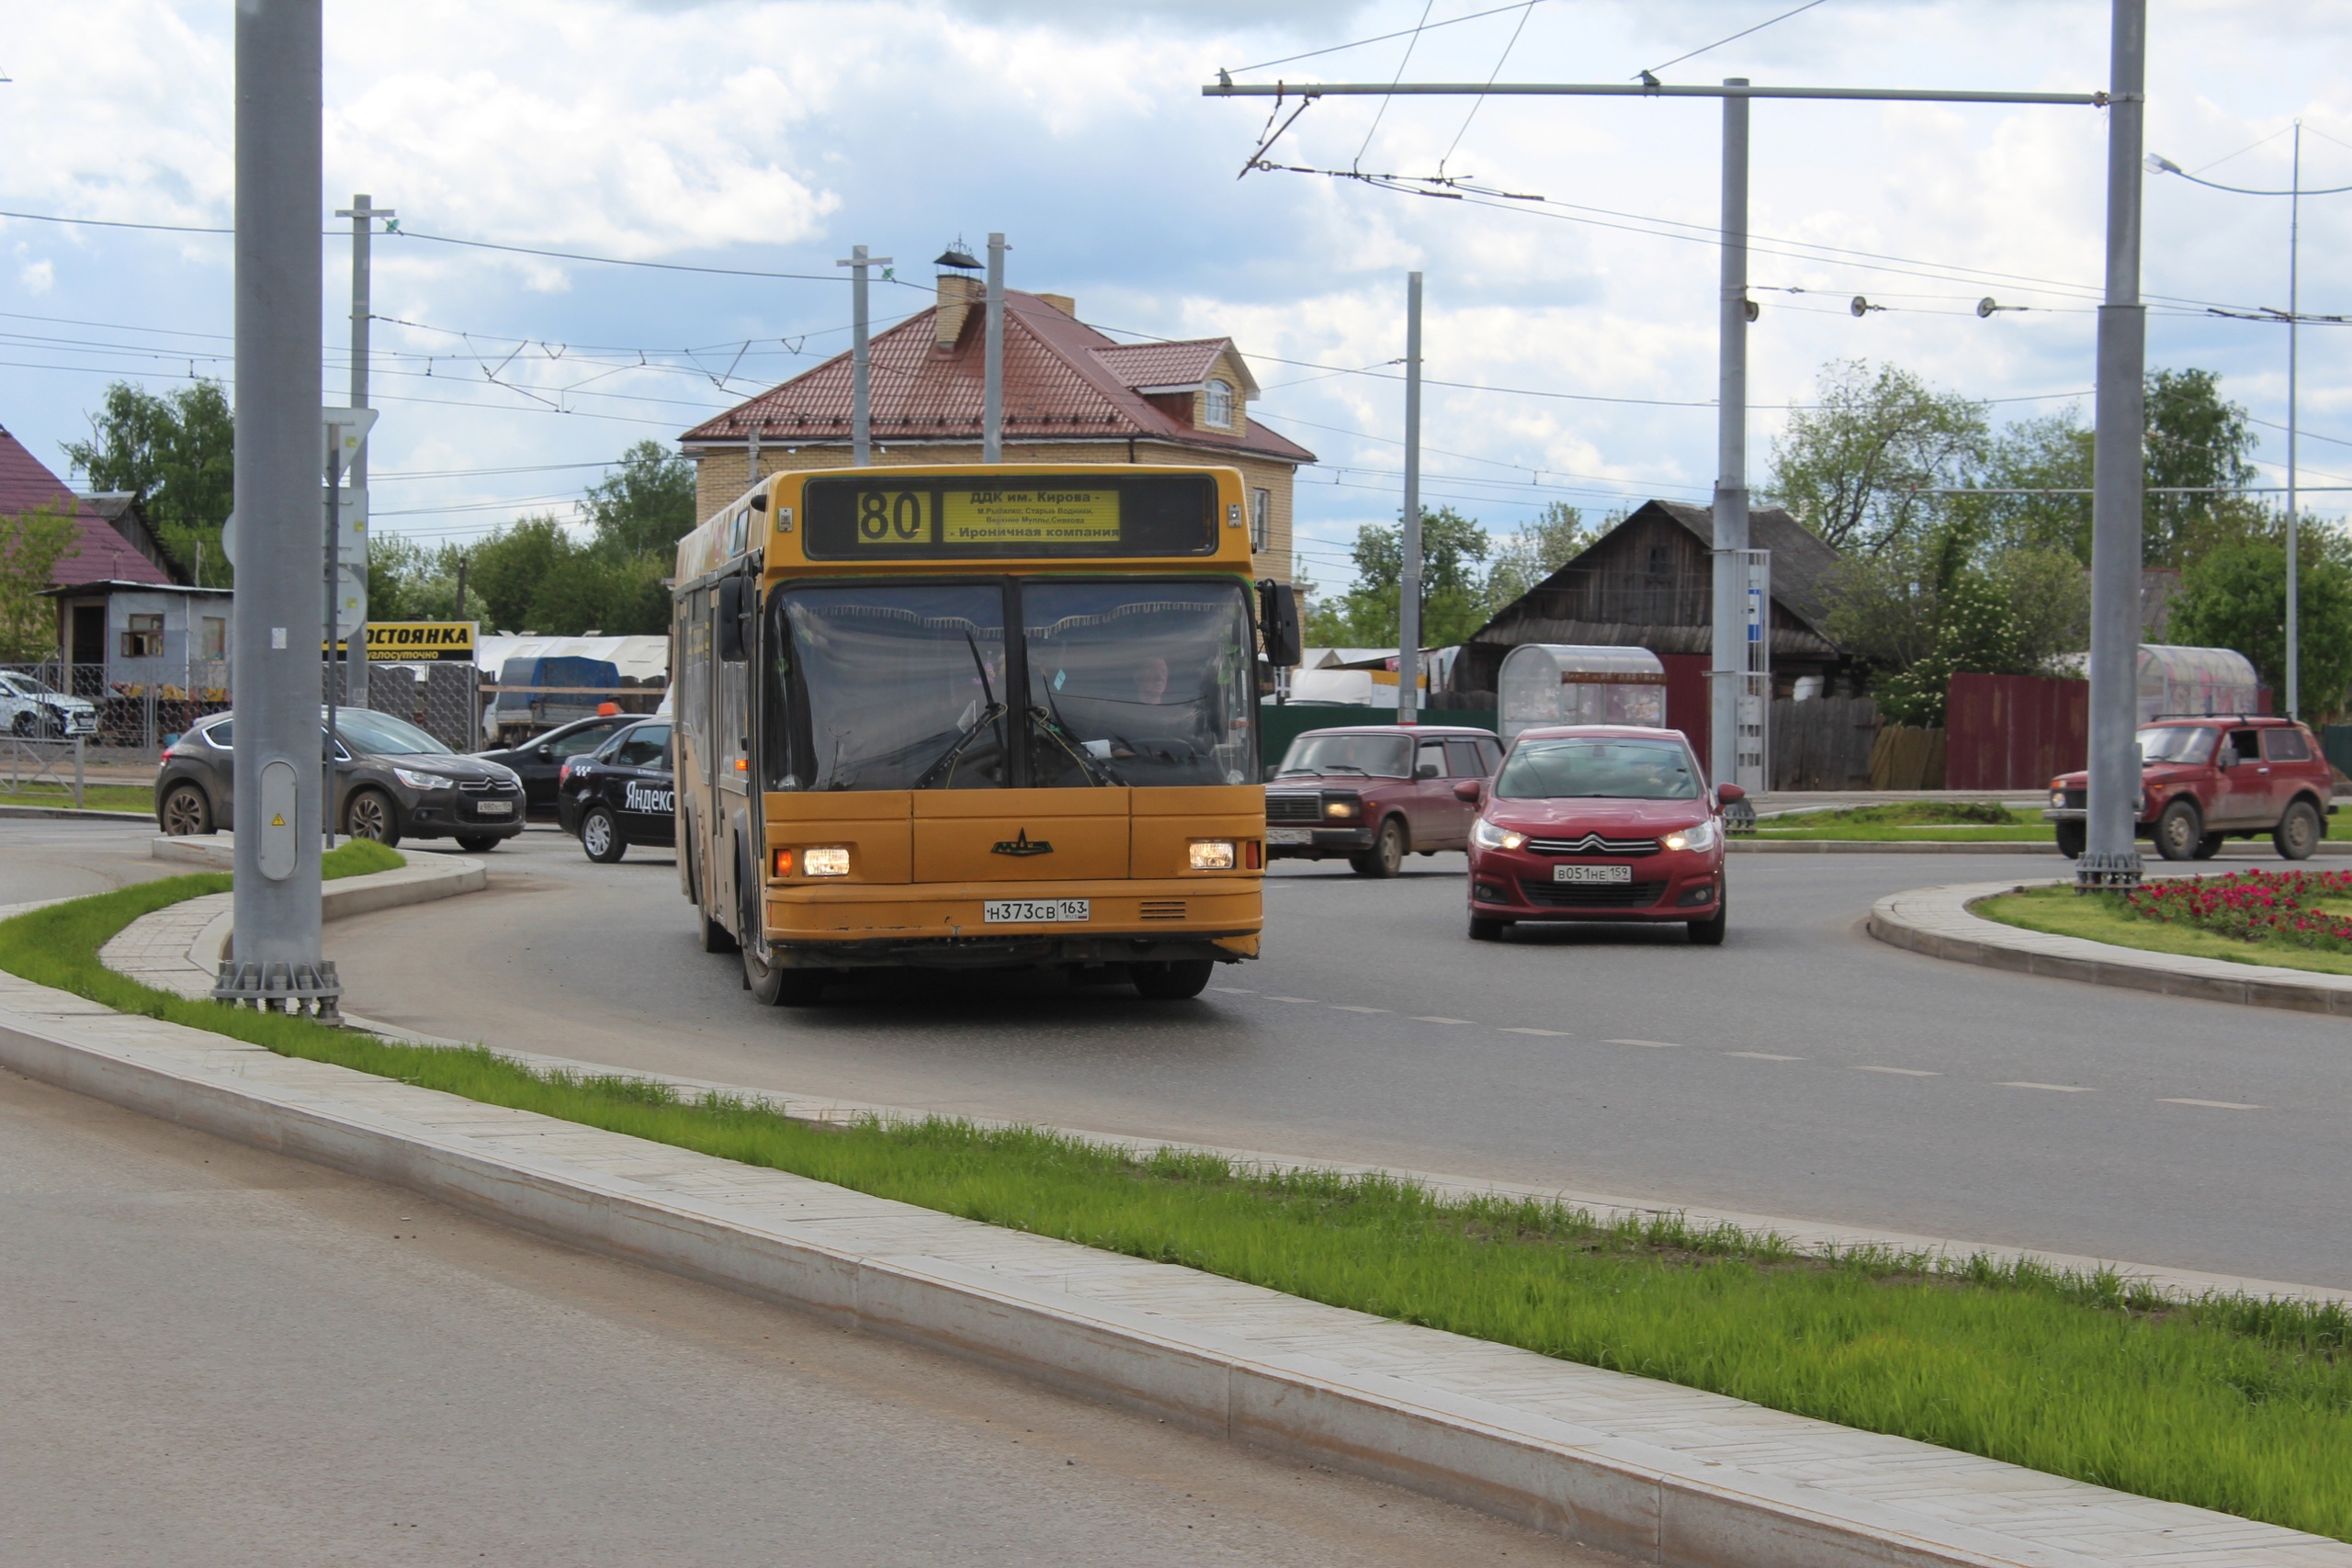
763 879 1261 970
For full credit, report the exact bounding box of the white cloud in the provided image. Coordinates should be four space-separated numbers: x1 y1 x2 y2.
17 257 54 295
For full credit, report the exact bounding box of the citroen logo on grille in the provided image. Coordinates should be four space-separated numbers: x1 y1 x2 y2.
1566 832 1612 853
992 828 1054 857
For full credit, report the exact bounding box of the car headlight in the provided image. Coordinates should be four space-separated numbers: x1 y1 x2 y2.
392 767 452 790
1470 818 1525 852
1189 840 1237 871
1664 819 1718 853
2051 789 2065 807
800 846 851 877
1322 795 1361 819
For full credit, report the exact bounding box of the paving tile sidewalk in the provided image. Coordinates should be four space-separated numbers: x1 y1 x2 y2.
0 908 2340 1563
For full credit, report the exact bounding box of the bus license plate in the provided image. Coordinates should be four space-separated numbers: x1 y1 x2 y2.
1266 829 1311 845
1554 864 1630 884
983 898 1091 923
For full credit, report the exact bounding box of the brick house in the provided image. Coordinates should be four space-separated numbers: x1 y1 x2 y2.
678 274 1315 582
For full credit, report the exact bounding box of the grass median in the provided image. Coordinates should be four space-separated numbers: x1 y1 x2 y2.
4 864 2350 1541
0 782 156 815
1755 801 2055 841
1978 882 2352 977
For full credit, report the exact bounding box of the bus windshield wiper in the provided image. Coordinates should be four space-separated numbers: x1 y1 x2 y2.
1028 705 1115 785
913 703 1008 789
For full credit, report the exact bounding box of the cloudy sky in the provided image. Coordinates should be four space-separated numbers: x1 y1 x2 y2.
3 0 2347 592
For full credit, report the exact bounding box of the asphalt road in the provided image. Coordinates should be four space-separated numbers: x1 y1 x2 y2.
10 818 2347 1292
0 1060 1589 1565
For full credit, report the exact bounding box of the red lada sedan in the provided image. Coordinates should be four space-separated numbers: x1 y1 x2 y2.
1458 725 1742 945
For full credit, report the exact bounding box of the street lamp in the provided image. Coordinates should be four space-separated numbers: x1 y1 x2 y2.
2146 128 2352 718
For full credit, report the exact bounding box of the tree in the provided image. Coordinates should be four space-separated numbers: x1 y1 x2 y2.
583 439 698 558
1306 506 1493 646
1872 570 2030 728
0 502 77 660
61 380 235 584
1485 502 1589 607
2167 527 2352 720
1766 360 1989 556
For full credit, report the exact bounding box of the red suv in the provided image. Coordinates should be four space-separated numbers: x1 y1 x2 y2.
1459 725 1742 944
1265 725 1504 876
2044 716 2335 862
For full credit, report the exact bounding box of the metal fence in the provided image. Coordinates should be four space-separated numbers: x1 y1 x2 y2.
2 660 232 751
1 735 86 807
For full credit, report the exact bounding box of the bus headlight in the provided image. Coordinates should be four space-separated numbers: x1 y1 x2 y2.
802 847 851 876
1189 840 1237 870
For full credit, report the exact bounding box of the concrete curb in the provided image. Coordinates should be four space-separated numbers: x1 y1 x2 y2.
0 804 153 823
3 976 2344 1565
1736 838 2352 857
1868 879 2352 1016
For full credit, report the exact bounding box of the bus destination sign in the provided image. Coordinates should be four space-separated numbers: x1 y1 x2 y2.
804 472 1216 560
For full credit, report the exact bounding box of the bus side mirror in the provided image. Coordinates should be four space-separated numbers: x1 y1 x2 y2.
717 576 748 662
1257 581 1301 668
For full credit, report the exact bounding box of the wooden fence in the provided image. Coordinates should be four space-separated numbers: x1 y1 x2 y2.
1771 696 1878 791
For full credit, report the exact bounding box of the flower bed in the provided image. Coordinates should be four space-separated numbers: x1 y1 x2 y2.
2125 868 2352 953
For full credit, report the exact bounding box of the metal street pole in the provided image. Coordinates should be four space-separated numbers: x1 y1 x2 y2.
218 0 336 1016
322 425 343 849
1398 271 1423 727
837 243 891 467
1711 79 1751 791
2288 121 2301 718
2081 0 2148 889
334 192 389 707
983 232 1007 462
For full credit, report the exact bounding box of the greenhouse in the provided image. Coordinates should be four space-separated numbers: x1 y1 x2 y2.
1497 644 1668 741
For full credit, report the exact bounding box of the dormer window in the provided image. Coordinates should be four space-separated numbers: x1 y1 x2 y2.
1203 378 1234 429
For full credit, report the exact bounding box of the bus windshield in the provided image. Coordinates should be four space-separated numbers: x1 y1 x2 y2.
767 579 1253 790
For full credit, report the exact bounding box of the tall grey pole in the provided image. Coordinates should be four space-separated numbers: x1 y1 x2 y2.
1397 271 1423 726
746 415 760 499
2287 121 2301 718
837 244 890 467
982 232 1007 463
2082 0 2148 889
222 0 329 998
1710 78 1751 789
335 193 387 706
322 430 342 848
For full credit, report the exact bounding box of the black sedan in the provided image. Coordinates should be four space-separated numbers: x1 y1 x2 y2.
472 712 639 813
557 719 675 863
155 708 526 851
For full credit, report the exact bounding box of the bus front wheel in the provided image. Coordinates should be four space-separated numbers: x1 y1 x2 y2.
745 945 826 1007
1132 959 1213 999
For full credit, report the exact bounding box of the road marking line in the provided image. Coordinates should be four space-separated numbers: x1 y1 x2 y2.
1210 986 1255 994
1722 1051 1804 1062
1329 1005 1389 1013
1498 1027 1572 1037
1410 1015 1475 1024
1267 996 1321 1004
1998 1081 2097 1093
1854 1066 1941 1077
2158 1098 2266 1111
1607 1038 1683 1049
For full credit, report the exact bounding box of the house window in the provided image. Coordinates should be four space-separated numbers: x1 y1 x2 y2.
1250 489 1271 553
1203 379 1234 429
120 613 164 659
200 616 227 660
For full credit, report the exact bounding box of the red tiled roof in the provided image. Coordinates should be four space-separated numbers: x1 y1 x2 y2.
680 290 1313 466
0 424 172 586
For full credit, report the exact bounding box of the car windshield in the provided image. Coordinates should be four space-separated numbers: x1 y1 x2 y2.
1279 733 1411 779
2137 725 2216 765
334 709 453 757
1496 737 1698 800
3 672 54 696
768 580 1254 791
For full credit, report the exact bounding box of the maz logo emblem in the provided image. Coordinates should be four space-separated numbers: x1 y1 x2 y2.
991 829 1054 857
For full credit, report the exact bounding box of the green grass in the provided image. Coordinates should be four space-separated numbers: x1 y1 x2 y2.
1976 883 2352 976
1757 802 2056 842
6 861 2352 1541
0 781 156 815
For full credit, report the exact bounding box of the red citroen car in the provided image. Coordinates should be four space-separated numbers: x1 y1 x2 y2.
1458 725 1741 944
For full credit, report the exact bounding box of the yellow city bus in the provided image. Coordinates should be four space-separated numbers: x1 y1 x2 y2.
671 463 1299 1006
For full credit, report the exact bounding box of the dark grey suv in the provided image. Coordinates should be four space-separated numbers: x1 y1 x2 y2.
155 708 526 851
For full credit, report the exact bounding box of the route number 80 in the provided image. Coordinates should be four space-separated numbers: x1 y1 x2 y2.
857 491 926 545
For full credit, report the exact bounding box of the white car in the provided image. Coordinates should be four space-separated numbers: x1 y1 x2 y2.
0 671 99 738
